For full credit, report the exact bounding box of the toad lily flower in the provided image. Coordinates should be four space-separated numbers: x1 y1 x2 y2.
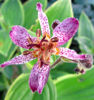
0 2 93 94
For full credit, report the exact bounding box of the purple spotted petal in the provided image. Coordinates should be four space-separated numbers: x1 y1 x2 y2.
0 54 35 68
29 63 50 94
10 25 37 49
36 2 50 36
53 18 79 46
59 47 85 60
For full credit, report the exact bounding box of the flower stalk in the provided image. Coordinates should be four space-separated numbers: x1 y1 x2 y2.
50 57 62 69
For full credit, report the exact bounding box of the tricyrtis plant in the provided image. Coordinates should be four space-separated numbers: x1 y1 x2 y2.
0 2 93 94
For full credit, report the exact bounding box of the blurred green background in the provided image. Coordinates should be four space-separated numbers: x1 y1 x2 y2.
0 0 94 100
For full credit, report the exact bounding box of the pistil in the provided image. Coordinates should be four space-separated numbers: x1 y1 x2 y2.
24 34 59 68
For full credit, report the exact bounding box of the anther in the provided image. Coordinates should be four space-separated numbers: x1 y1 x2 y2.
23 50 31 55
51 37 59 42
27 44 40 49
36 29 41 37
52 20 60 29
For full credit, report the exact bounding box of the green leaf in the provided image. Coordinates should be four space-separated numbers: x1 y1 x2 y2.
0 29 12 56
1 0 24 26
0 74 6 91
0 45 17 79
76 36 94 54
0 28 17 57
55 65 94 100
5 74 57 100
23 0 47 29
0 11 8 29
7 43 17 60
50 62 77 79
47 78 57 100
55 62 77 73
3 66 13 79
0 40 17 79
76 12 94 54
0 54 6 64
78 12 94 39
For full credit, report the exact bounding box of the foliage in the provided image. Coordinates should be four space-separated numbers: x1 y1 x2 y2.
55 66 94 100
76 12 94 54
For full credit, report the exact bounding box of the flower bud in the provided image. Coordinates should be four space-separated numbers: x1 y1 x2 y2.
74 67 80 73
80 54 93 69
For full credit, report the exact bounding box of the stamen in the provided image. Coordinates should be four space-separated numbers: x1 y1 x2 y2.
27 44 40 49
41 35 46 42
40 35 48 44
52 20 60 29
36 29 41 37
51 37 59 42
27 37 33 45
23 50 31 55
44 40 48 42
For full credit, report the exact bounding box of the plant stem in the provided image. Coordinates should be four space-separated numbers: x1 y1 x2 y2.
50 57 62 69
